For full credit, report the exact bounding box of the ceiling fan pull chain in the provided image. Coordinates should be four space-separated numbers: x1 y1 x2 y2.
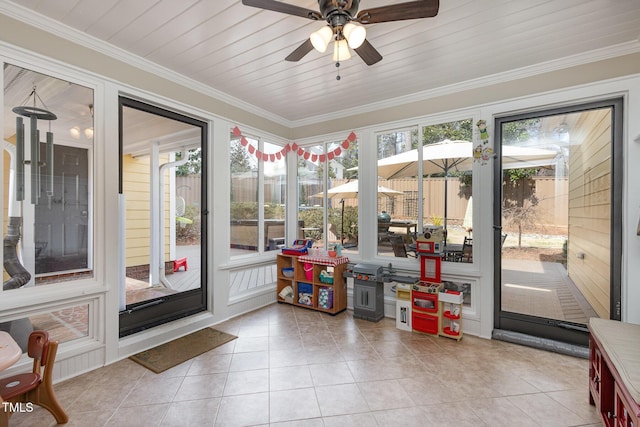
336 61 341 81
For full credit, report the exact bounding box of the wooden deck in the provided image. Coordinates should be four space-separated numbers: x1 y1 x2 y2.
502 258 598 324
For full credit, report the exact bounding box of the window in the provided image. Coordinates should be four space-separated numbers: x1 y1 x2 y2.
376 119 474 261
3 64 94 290
297 138 358 253
230 131 287 256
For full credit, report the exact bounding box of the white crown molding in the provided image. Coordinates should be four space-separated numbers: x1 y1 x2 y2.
2 1 639 130
0 0 293 127
290 40 640 127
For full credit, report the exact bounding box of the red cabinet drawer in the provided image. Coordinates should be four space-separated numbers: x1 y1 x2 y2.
412 311 438 335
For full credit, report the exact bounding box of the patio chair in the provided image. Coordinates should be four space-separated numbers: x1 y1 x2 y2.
460 237 473 262
389 235 416 258
0 331 69 426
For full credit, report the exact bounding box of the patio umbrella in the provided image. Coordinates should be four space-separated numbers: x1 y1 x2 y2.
377 140 558 179
313 180 402 244
313 180 403 200
375 139 557 229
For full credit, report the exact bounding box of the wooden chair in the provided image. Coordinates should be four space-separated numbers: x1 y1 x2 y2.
0 331 68 426
389 234 416 258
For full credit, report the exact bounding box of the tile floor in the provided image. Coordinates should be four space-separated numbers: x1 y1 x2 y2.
11 304 601 426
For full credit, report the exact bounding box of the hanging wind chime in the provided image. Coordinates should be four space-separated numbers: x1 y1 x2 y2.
12 85 57 205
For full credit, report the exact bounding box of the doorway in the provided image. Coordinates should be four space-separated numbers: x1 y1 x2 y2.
118 97 207 337
493 99 622 348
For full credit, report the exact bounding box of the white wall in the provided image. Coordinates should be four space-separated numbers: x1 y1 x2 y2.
1 11 639 383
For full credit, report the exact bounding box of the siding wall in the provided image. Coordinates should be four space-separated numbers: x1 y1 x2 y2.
567 109 612 318
122 154 170 267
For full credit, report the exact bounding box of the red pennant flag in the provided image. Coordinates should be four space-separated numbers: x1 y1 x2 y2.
291 142 298 151
262 153 269 161
328 152 335 160
342 139 349 149
319 154 326 162
241 137 248 146
255 150 262 159
276 152 281 160
348 131 357 141
269 154 275 162
303 151 311 160
311 154 318 162
232 126 241 137
284 144 291 153
334 147 341 156
298 148 304 156
248 144 255 154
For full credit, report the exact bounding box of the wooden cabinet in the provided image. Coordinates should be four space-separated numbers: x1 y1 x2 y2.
589 319 640 427
276 254 347 315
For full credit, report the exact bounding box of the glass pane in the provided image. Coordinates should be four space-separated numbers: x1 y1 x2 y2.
264 141 286 253
230 133 259 255
1 303 90 352
328 139 358 255
3 64 94 290
500 110 607 323
376 129 418 257
122 106 202 306
298 144 324 244
421 120 473 262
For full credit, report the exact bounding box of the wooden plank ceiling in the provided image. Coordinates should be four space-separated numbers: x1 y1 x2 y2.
4 0 640 124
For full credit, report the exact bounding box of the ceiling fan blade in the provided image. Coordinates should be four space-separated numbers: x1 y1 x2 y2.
354 39 383 66
285 39 314 62
242 0 322 20
356 0 439 24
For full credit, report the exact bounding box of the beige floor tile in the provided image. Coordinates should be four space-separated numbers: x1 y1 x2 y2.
322 413 380 426
228 350 269 371
161 398 220 426
309 361 355 386
358 379 413 411
315 383 370 417
232 336 269 353
465 396 540 426
173 373 227 401
270 387 322 423
223 369 269 396
120 376 183 407
187 353 232 375
270 366 314 391
215 392 269 426
105 403 168 426
508 392 585 426
54 303 594 427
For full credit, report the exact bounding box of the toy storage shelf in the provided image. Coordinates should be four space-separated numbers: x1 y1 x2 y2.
276 253 347 315
439 290 463 340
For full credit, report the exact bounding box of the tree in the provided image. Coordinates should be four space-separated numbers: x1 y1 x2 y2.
502 168 540 247
175 148 202 176
230 141 253 173
422 119 473 145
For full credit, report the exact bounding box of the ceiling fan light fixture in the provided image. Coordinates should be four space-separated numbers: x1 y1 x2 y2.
332 38 351 61
310 26 333 53
343 22 366 49
70 126 81 139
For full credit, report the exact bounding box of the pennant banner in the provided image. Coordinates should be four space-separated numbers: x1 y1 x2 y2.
232 126 356 164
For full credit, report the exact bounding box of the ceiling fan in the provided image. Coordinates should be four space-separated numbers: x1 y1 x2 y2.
241 0 440 66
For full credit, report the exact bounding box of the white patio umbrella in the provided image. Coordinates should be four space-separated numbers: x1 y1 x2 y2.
313 180 402 244
313 180 402 200
374 139 557 229
377 140 558 179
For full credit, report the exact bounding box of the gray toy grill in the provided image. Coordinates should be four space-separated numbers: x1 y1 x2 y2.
351 263 385 322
